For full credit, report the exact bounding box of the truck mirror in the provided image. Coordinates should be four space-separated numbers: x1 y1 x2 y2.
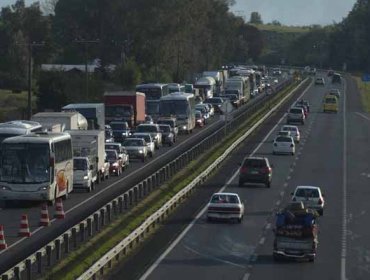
96 156 99 163
89 165 94 170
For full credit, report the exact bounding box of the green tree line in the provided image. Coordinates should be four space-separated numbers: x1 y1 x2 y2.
0 0 264 111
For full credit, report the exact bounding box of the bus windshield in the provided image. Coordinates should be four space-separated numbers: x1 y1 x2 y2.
159 100 188 117
1 143 50 184
137 88 162 100
146 101 159 115
105 105 132 117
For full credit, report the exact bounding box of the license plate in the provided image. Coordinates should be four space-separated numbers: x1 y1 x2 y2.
250 171 259 174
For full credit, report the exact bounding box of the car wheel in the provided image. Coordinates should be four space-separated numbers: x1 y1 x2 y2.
238 181 244 187
273 254 281 262
319 209 323 216
267 181 271 188
237 217 242 224
142 157 145 163
308 257 315 263
150 152 154 158
273 151 276 155
207 216 213 223
291 152 295 156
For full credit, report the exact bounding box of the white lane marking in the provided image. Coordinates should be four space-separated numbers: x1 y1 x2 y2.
183 244 246 269
355 112 370 122
265 223 272 230
259 237 265 245
243 273 250 280
279 191 284 197
275 201 281 206
139 81 313 280
341 79 348 280
286 176 291 180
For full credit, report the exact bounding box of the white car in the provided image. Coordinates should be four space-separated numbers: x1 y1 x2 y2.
207 192 244 223
280 125 300 142
195 104 210 119
273 136 295 155
291 186 325 215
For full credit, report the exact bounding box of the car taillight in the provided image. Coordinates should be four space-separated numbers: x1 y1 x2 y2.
240 167 247 173
318 198 323 205
262 167 271 174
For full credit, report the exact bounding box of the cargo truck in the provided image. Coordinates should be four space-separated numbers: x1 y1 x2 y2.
66 130 109 186
31 112 88 131
273 202 319 262
104 91 146 128
62 103 105 130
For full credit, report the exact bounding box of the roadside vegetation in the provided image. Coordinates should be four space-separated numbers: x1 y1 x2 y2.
0 90 37 121
41 80 303 280
354 77 370 112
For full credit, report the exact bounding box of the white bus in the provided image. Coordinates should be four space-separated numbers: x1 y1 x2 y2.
159 92 195 134
0 132 73 204
0 120 42 145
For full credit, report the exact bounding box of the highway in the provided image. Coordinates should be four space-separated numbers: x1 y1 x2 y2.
109 74 370 280
0 75 288 274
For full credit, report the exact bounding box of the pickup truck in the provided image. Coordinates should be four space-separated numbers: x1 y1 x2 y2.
273 202 319 262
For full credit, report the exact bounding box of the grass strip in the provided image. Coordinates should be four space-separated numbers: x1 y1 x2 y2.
354 76 370 112
41 80 302 280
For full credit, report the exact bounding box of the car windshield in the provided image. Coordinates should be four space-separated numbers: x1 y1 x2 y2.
205 98 223 104
211 194 238 204
105 144 120 153
110 123 128 130
159 125 170 132
74 158 87 171
1 143 50 184
106 150 117 160
123 139 144 146
283 126 297 133
295 188 320 198
137 125 157 133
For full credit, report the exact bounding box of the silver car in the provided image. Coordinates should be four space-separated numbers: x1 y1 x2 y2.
131 133 155 157
122 138 148 162
136 124 162 149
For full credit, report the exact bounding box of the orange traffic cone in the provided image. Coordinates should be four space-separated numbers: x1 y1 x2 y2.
18 214 31 237
39 203 50 226
54 198 65 219
0 225 7 250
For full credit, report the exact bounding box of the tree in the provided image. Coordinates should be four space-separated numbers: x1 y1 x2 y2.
249 12 263 24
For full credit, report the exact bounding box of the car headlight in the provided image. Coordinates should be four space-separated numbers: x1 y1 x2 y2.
83 176 89 180
1 186 12 191
182 125 187 130
38 186 48 191
139 150 144 154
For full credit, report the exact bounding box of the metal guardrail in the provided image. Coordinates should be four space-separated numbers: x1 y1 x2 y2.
0 77 304 280
77 77 311 280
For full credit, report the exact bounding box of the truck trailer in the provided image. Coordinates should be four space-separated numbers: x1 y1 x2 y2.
31 112 88 131
62 103 105 130
104 91 146 128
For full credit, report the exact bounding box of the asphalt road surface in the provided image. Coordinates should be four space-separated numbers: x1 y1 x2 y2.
109 74 370 280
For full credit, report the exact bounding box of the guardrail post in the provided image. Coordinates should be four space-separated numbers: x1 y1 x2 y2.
118 196 124 213
14 266 20 280
133 186 138 203
26 259 31 280
151 174 156 189
113 200 118 215
72 228 77 248
2 274 9 280
46 245 52 266
94 213 100 232
129 190 133 207
37 251 42 273
156 172 160 186
80 222 85 242
107 204 112 223
138 183 143 199
100 266 104 276
124 193 128 209
87 217 93 237
100 208 106 227
143 180 147 196
55 239 61 260
64 233 69 254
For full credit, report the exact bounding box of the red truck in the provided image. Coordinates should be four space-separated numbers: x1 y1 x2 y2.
104 91 146 128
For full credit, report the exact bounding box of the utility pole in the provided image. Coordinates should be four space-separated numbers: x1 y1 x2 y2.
23 42 44 120
74 39 99 100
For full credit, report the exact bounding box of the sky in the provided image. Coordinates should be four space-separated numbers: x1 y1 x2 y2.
1 0 358 26
231 0 357 26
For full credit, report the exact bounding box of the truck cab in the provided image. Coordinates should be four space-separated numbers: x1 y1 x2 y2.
109 121 131 143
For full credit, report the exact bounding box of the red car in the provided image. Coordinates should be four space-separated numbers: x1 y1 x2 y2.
195 110 205 127
105 149 123 176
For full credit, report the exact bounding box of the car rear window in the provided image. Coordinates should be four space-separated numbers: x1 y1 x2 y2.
325 97 337 104
282 126 297 132
243 158 267 168
211 194 239 204
295 188 319 198
276 136 292 142
290 108 302 114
